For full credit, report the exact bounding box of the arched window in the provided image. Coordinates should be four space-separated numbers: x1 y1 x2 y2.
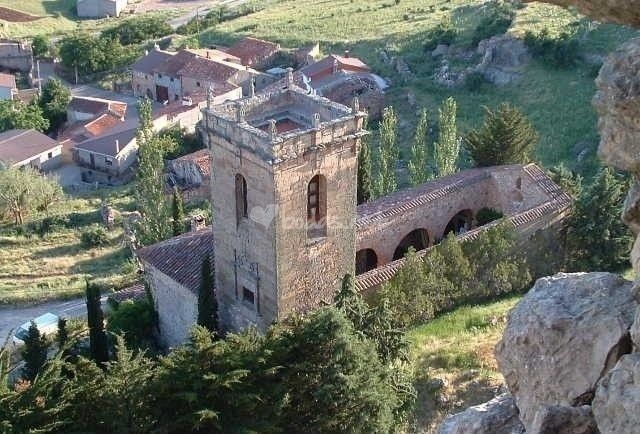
356 249 378 275
307 174 327 238
235 174 248 226
444 209 473 237
393 229 430 260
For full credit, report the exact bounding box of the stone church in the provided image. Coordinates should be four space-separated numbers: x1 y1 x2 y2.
138 72 570 348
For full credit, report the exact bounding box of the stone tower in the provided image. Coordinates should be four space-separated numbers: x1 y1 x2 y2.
203 81 366 331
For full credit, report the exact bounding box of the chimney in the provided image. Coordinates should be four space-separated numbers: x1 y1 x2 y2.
344 49 350 58
206 51 210 59
115 139 120 154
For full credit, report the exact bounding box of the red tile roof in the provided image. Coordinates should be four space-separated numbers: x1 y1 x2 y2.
83 113 124 137
132 49 173 75
0 72 16 89
301 54 370 81
172 149 211 179
137 228 214 293
226 37 280 67
109 284 147 304
0 129 60 164
68 96 127 118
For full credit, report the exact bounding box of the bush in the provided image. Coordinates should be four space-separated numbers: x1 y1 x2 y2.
424 18 458 51
471 1 515 46
81 226 109 248
524 28 580 68
107 299 155 347
475 207 504 225
102 16 172 46
464 71 487 92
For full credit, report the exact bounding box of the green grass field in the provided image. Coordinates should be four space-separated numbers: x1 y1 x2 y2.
408 296 520 432
0 187 139 304
190 0 639 179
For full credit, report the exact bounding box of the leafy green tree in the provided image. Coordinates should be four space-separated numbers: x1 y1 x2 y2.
567 167 632 272
357 117 374 203
31 35 49 58
0 166 63 225
0 100 49 133
408 108 430 186
335 274 368 330
102 16 172 45
86 281 109 365
58 34 127 77
465 103 539 167
197 254 217 333
171 186 185 236
135 98 175 245
39 79 71 133
107 300 155 348
375 106 399 196
434 97 460 177
21 322 49 381
548 164 583 199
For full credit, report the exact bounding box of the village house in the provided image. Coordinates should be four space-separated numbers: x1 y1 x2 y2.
0 73 16 100
225 37 281 70
72 127 138 182
0 129 62 171
67 96 127 123
0 39 32 73
131 47 274 104
137 73 571 347
76 0 127 18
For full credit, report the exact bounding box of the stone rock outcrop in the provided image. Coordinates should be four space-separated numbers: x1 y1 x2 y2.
495 272 637 432
631 308 640 351
594 38 640 173
526 0 640 27
592 354 640 434
437 393 525 434
476 35 530 85
529 405 599 434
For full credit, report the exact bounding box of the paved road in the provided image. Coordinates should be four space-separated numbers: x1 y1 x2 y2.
0 296 108 344
168 0 247 29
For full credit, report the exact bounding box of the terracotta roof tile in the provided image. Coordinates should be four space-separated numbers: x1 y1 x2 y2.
109 284 146 304
132 49 173 75
226 37 280 67
137 228 214 293
83 113 124 137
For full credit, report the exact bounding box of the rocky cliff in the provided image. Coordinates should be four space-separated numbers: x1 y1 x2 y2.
438 1 640 433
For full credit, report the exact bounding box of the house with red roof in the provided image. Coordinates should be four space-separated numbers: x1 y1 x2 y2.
226 37 281 70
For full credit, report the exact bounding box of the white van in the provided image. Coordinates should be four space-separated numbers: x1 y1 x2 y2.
12 313 59 346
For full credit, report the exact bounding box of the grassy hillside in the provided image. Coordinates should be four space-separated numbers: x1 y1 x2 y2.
408 296 520 432
192 0 638 178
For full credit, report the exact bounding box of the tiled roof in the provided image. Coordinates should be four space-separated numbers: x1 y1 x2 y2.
109 284 147 304
226 37 279 66
131 49 174 75
137 228 214 293
176 54 239 83
172 149 211 178
301 54 370 80
83 113 124 137
186 48 241 64
0 129 59 164
154 50 194 76
68 96 127 118
73 127 137 157
0 72 16 89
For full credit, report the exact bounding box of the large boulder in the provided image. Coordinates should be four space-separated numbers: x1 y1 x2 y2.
476 35 530 85
495 272 638 432
593 38 640 173
526 0 640 27
592 354 640 434
529 405 599 434
437 393 525 434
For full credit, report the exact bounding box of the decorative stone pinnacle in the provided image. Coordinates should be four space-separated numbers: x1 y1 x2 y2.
236 102 246 123
352 96 360 113
313 113 321 129
285 67 294 88
268 119 277 140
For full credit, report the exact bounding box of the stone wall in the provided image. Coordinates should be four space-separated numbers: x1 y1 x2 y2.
145 263 197 349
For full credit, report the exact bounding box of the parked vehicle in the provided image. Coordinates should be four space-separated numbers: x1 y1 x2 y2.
12 313 59 346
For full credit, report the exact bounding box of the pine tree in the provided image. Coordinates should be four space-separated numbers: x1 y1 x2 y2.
357 117 374 203
197 254 218 333
465 103 539 167
334 274 368 329
171 186 185 236
434 97 460 177
408 108 430 186
567 167 632 272
39 79 71 133
21 322 49 381
135 98 176 246
86 281 109 365
375 106 399 196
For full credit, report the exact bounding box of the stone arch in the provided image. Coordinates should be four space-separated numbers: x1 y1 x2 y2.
393 228 430 260
307 174 327 238
356 248 378 275
235 173 248 226
444 209 473 237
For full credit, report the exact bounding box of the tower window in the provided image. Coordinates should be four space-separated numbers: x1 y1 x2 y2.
307 174 327 239
235 174 248 225
242 287 255 305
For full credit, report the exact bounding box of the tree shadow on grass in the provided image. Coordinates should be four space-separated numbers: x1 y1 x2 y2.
70 246 131 278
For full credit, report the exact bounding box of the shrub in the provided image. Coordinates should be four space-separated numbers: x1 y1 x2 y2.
107 299 156 347
464 71 487 92
424 18 458 51
102 16 172 45
471 1 515 46
524 28 580 68
81 226 109 248
475 207 504 225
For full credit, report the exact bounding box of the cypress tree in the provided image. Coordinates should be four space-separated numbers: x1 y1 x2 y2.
21 321 49 381
465 103 538 167
197 254 218 333
357 117 374 203
56 317 68 350
376 106 399 196
86 281 109 365
434 97 460 177
408 108 430 186
172 186 185 236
